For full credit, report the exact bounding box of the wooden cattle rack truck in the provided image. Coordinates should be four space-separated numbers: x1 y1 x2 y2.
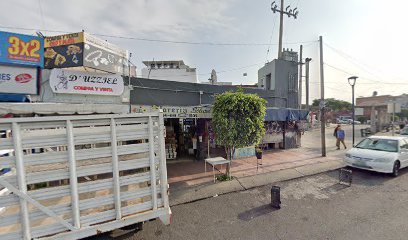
0 112 171 239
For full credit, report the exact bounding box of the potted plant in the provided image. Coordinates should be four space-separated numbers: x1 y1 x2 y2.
255 147 263 159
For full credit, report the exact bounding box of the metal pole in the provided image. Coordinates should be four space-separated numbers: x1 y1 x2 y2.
110 118 122 220
299 45 303 109
158 112 170 210
66 120 81 229
319 36 326 157
148 116 158 210
12 123 31 240
352 85 355 146
392 102 395 136
278 0 284 59
305 60 310 110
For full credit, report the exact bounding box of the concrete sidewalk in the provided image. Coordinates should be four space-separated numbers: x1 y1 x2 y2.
168 148 346 206
167 124 394 206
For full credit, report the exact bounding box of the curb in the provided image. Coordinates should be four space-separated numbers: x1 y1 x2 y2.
169 159 346 206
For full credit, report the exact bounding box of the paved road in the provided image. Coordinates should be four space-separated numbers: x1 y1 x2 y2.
97 166 408 240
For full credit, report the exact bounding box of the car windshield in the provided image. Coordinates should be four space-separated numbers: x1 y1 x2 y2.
355 138 398 152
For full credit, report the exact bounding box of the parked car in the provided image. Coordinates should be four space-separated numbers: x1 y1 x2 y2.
344 136 408 177
337 119 349 124
347 119 361 124
400 127 408 135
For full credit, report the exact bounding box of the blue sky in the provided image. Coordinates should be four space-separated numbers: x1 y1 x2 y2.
1 0 407 103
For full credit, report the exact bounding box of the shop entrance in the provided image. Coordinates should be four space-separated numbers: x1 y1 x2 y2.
164 118 224 161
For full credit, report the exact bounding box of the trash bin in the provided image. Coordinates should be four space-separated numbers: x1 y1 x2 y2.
360 128 366 137
271 186 281 209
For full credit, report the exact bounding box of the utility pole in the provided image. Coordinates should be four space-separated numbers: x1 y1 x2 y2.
392 101 396 136
298 45 303 109
271 1 299 59
319 36 326 157
305 58 312 110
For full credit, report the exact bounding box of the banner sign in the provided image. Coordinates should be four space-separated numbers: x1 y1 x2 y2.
49 69 124 96
83 33 129 74
0 65 38 94
44 32 84 69
44 32 129 75
0 31 44 67
132 105 212 118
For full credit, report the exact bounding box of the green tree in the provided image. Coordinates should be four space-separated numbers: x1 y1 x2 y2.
312 98 352 111
212 89 266 177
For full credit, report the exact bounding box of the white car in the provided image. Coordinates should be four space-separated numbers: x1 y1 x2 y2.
343 136 408 177
347 119 361 124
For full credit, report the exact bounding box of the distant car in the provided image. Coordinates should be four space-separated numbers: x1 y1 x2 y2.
400 127 408 135
347 119 361 124
337 119 349 124
344 136 408 177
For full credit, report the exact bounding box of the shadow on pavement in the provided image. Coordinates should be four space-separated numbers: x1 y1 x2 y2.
237 204 279 221
321 167 408 188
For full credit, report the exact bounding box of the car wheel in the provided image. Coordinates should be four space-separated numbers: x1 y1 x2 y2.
392 161 400 177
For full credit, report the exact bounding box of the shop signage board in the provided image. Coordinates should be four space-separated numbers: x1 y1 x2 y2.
44 32 129 75
83 33 129 74
44 32 84 69
0 65 38 94
0 31 44 67
132 105 212 118
49 68 124 96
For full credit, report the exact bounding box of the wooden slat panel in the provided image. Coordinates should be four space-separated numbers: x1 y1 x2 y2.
31 222 68 239
0 138 13 150
81 209 116 226
0 155 15 169
0 193 18 208
0 231 22 240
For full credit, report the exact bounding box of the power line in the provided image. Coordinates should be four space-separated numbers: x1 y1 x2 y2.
324 62 408 85
324 42 405 83
0 25 317 46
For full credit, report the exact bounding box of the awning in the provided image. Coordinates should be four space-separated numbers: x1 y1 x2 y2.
0 94 30 103
265 108 309 121
0 103 129 115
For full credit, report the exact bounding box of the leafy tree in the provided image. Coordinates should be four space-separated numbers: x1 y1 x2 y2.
397 109 408 119
312 98 352 111
212 89 266 177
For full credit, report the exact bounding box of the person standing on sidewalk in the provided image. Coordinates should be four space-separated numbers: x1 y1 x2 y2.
336 126 347 150
334 124 340 149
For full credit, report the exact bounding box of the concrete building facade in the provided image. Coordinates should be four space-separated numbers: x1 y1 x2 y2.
141 60 198 83
257 57 299 109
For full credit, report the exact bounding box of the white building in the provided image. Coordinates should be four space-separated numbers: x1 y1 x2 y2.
141 60 198 83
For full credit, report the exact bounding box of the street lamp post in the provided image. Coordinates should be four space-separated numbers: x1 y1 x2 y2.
348 76 358 146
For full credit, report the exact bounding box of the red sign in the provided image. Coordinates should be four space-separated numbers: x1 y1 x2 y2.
15 73 33 83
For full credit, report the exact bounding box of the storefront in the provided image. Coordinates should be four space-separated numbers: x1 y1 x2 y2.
131 105 223 161
262 108 309 150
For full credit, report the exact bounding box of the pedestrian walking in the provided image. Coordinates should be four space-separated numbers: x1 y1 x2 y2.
334 124 340 148
336 126 347 150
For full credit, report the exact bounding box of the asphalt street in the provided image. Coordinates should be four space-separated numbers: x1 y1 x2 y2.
93 165 408 240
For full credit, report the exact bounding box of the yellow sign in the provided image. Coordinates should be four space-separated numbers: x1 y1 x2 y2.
44 32 84 47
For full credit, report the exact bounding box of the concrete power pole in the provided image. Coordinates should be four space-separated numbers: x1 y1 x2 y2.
271 1 299 59
319 36 326 157
305 58 312 110
298 45 303 109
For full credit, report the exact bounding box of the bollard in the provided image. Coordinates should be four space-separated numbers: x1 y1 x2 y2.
271 186 281 209
339 168 352 186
